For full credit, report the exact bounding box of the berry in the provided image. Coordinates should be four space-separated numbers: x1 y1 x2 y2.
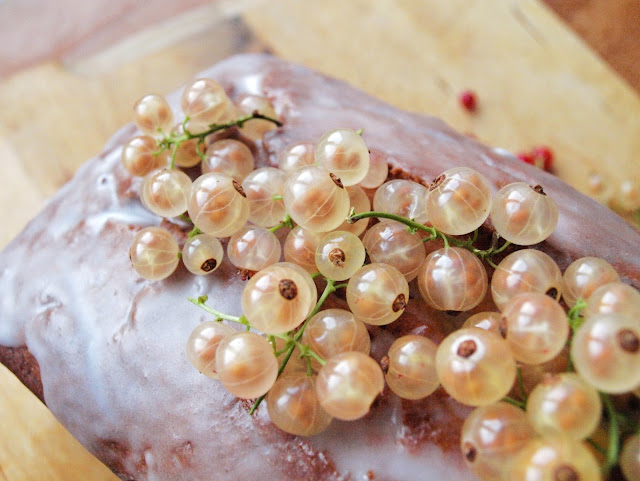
346 263 409 326
461 402 536 481
241 264 314 334
491 249 562 311
182 234 224 275
436 328 516 406
315 231 366 281
315 128 370 186
417 247 488 312
490 182 558 245
283 226 324 274
242 167 287 228
620 434 640 481
266 373 333 436
133 94 174 136
362 220 426 282
426 167 492 235
237 95 279 141
185 321 235 378
373 179 429 224
571 313 640 393
462 311 504 336
215 331 278 399
386 335 439 400
501 292 569 365
283 165 350 232
584 282 640 319
334 185 371 236
202 139 255 182
129 227 179 280
316 351 384 421
358 149 389 189
141 169 192 218
181 78 230 132
121 136 166 177
187 172 250 238
459 90 477 112
227 225 281 272
526 373 601 440
277 141 315 173
562 257 619 308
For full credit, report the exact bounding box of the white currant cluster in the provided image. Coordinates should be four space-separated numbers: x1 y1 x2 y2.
122 77 640 481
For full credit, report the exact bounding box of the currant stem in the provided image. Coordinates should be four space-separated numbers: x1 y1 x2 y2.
272 194 284 201
269 214 294 233
250 279 337 414
601 393 620 476
517 366 527 400
501 395 526 409
188 226 203 238
163 112 282 169
188 296 242 323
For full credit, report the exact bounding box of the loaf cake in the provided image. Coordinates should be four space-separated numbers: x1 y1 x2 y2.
1 54 639 481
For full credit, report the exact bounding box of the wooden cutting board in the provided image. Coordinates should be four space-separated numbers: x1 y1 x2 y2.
0 1 639 479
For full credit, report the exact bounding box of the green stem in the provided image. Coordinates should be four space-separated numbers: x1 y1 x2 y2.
272 194 284 201
601 393 620 476
162 112 282 168
269 214 294 233
502 396 526 409
250 279 337 414
188 226 203 238
586 438 608 457
188 296 241 323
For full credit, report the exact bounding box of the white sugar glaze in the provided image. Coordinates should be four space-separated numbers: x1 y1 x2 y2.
1 54 639 481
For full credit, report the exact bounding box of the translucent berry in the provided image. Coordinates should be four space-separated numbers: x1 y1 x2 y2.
346 263 409 326
133 94 173 135
278 141 315 173
571 313 640 393
526 373 601 440
315 231 366 281
461 402 536 481
315 128 370 186
386 335 439 400
508 435 602 481
215 331 278 399
362 220 426 282
302 309 370 371
620 434 640 481
501 293 569 365
272 262 317 318
185 321 235 378
187 172 250 238
562 257 619 308
316 351 384 421
182 234 224 275
241 264 314 334
266 373 333 436
491 249 562 311
584 282 640 319
358 149 388 189
121 136 166 176
237 94 279 141
141 169 192 218
517 347 571 396
334 186 371 236
435 328 516 406
181 78 230 132
129 227 179 280
373 179 428 224
283 165 350 232
462 311 504 336
417 247 488 312
242 167 287 228
283 226 324 274
227 225 281 272
426 167 492 235
170 124 203 168
490 182 558 245
201 139 255 183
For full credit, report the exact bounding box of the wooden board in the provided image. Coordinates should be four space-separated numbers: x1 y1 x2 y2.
0 0 639 479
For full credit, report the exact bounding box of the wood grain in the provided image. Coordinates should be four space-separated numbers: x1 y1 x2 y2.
0 0 638 480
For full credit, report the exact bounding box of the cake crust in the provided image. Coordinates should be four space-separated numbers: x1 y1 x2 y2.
1 54 638 481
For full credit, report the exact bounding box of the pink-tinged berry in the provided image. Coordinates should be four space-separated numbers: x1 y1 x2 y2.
533 145 554 171
459 90 477 112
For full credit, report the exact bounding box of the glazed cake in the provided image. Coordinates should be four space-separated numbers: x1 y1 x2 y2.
1 54 639 481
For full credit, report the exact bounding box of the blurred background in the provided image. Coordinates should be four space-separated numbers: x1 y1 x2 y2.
0 0 638 479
